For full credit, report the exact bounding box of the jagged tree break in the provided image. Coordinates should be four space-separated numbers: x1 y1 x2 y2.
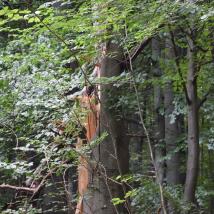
0 0 213 214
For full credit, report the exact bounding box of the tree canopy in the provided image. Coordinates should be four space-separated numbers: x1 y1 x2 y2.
0 0 213 213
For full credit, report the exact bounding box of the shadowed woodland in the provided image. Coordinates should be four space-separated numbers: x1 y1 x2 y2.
0 0 214 213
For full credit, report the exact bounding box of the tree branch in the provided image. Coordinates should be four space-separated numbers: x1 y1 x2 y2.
169 28 191 104
0 184 36 193
122 24 165 67
130 37 152 62
198 91 210 109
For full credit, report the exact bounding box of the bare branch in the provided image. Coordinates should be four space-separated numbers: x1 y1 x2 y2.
0 184 36 193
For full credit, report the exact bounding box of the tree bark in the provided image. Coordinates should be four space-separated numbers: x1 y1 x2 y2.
83 41 129 214
184 34 199 204
164 36 185 214
165 37 184 186
152 38 165 184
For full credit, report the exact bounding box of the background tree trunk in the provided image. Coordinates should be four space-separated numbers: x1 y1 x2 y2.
165 37 184 186
184 33 199 204
152 38 165 184
164 36 184 213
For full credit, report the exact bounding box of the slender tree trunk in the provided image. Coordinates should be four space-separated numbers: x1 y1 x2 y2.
184 34 199 204
152 38 165 184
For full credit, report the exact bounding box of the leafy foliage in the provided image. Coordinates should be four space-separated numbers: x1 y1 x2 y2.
0 0 213 213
